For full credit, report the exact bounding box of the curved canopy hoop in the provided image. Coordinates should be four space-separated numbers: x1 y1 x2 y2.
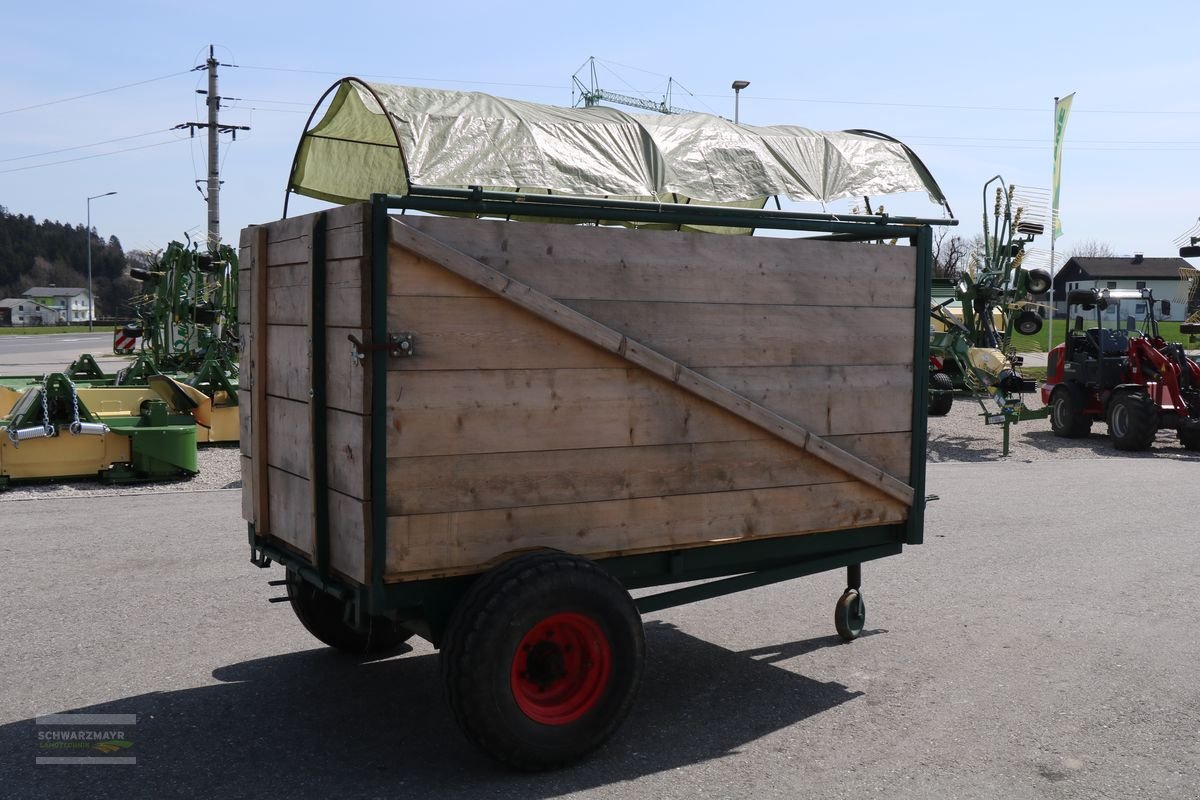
284 77 410 217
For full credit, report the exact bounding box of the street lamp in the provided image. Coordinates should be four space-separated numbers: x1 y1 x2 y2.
86 191 117 332
731 80 750 124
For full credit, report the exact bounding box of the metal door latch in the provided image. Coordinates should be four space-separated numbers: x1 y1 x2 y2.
348 333 415 366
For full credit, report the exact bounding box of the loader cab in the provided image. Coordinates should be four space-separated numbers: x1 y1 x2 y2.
1061 287 1163 389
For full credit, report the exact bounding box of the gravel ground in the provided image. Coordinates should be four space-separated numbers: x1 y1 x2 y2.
2 389 1196 502
927 388 1200 463
0 444 242 502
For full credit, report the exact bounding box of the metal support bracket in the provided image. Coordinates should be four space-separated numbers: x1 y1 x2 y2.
250 546 273 568
348 332 415 366
248 525 273 568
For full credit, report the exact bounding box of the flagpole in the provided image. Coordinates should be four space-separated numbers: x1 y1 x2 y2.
1048 96 1058 354
1047 92 1074 352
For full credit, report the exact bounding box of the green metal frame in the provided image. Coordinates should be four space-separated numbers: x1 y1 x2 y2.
1 379 197 486
908 224 932 545
186 350 240 405
66 354 107 380
310 213 332 579
252 187 951 639
370 195 390 610
255 525 903 646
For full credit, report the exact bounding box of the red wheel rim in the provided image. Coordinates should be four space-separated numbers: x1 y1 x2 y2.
510 612 612 725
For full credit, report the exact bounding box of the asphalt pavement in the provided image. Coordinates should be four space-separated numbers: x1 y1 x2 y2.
0 332 133 375
1 459 1197 799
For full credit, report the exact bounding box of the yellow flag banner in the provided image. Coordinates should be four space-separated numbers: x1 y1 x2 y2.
1052 93 1074 240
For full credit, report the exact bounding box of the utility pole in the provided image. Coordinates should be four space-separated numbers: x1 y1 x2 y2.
175 45 248 250
205 46 220 247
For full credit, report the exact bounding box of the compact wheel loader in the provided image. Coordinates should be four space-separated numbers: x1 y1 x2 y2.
1042 287 1200 451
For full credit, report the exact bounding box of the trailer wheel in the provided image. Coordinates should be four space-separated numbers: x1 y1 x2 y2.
834 589 866 642
285 569 412 654
1179 426 1200 451
440 552 644 770
1107 392 1159 451
1049 386 1092 438
928 372 954 416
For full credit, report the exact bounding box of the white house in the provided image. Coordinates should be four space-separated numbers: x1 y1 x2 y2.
1049 256 1194 319
0 297 60 326
20 286 94 323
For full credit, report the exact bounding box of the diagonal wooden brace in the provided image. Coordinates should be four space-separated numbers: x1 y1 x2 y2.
389 219 915 507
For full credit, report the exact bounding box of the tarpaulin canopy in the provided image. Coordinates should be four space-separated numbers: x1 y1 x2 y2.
286 78 950 215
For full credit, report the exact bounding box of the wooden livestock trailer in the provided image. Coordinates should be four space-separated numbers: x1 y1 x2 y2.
240 189 941 768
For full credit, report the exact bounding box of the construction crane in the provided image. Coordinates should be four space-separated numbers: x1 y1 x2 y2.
572 56 701 115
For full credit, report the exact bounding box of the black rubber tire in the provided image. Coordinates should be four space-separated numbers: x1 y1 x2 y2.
1049 386 1092 439
1014 310 1043 336
928 372 954 417
440 552 644 770
1025 268 1053 296
1107 392 1159 451
1178 426 1200 451
286 570 412 654
834 589 866 642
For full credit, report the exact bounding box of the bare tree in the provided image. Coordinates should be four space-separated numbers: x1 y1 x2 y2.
1067 239 1116 258
932 228 972 279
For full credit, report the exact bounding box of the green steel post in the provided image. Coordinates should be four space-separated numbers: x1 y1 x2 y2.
382 189 956 238
311 213 331 577
907 225 933 546
369 196 390 614
634 543 901 614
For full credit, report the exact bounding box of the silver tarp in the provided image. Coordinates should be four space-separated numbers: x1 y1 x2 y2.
288 79 948 211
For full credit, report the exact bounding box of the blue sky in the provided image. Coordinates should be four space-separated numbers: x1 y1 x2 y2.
3 0 1198 264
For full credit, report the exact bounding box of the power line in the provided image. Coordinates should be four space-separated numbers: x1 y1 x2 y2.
0 130 177 163
234 97 311 106
897 133 1200 145
232 60 1200 116
0 71 192 116
237 63 563 90
0 138 189 174
225 104 308 115
667 93 1200 115
902 141 1200 152
693 93 1200 116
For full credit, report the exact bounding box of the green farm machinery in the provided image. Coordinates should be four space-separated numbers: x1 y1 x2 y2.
928 177 1051 451
0 238 240 487
0 372 197 488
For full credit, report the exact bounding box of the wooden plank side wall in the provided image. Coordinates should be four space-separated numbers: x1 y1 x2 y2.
384 434 912 517
387 483 907 583
383 365 912 456
381 225 917 445
382 293 915 368
237 230 256 528
240 204 371 583
380 217 918 579
392 215 916 308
